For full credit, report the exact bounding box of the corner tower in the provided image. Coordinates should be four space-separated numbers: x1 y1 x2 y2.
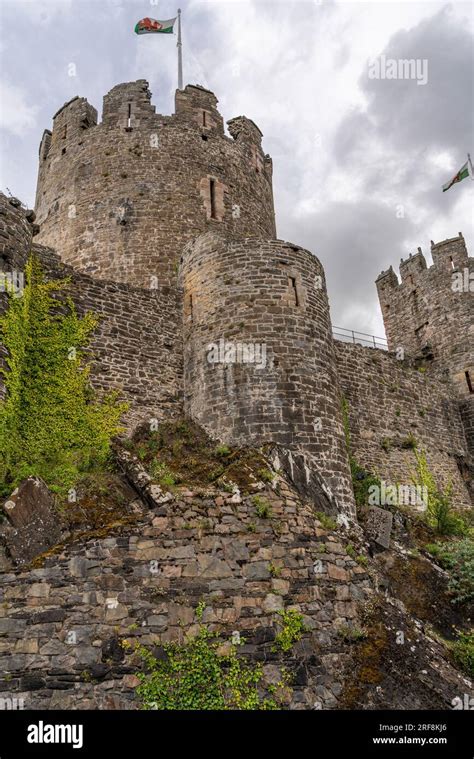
376 234 473 395
34 81 276 289
376 234 474 453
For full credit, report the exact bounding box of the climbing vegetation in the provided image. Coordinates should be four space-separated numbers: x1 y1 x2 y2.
134 624 283 710
272 609 306 652
0 257 127 497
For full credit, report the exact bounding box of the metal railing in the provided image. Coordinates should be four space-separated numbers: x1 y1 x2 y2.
332 326 388 350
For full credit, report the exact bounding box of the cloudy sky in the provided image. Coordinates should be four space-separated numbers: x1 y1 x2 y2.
0 0 473 336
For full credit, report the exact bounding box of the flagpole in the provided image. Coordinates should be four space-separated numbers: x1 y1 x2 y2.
177 8 183 90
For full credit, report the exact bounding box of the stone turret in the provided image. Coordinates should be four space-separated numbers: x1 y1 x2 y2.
376 234 474 454
34 80 276 290
376 235 473 392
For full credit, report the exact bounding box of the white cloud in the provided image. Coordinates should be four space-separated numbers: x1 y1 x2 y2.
10 0 74 26
0 81 39 136
0 0 472 337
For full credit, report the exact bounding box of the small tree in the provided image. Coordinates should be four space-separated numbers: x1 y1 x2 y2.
0 256 127 496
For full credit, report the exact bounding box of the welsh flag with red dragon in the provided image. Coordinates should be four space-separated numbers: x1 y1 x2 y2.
134 17 176 35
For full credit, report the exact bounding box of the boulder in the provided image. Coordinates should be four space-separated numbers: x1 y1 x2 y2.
1 476 62 564
365 505 393 549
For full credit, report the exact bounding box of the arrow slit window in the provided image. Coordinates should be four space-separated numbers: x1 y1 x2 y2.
289 276 299 307
210 178 217 220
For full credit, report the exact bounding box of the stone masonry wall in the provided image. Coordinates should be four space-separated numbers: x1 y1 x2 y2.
32 245 182 432
0 467 372 710
0 450 470 712
376 235 474 400
0 195 35 273
460 398 474 457
0 191 182 431
335 342 472 508
180 232 355 516
0 194 37 400
34 81 276 290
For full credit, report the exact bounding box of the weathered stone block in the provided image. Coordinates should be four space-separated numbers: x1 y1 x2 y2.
365 506 393 549
1 477 61 564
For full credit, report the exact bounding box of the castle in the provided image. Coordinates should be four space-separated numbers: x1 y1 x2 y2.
1 80 472 514
0 79 473 713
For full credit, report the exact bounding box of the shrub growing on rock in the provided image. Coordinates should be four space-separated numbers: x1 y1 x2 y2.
426 539 474 604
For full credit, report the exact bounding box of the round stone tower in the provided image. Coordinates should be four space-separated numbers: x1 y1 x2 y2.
180 232 356 516
34 81 276 289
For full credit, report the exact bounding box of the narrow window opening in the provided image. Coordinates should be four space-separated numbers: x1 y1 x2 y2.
62 147 67 155
127 103 132 129
202 134 208 141
62 125 67 140
185 293 193 323
466 370 473 394
255 149 261 173
450 256 455 270
202 110 207 127
210 178 217 220
415 322 426 339
289 276 299 306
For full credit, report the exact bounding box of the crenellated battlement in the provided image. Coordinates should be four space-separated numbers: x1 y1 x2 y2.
34 80 276 289
102 80 155 126
376 234 473 404
175 84 224 135
375 264 398 288
399 248 427 284
49 96 98 148
430 232 468 271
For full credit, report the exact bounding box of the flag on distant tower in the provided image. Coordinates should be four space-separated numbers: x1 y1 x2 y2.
442 154 473 192
134 17 177 35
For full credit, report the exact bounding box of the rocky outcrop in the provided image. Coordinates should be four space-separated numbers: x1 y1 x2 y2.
0 448 471 711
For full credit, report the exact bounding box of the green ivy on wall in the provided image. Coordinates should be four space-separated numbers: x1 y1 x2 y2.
0 256 128 497
134 625 283 710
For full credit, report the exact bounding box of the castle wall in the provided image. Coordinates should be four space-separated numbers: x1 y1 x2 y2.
34 81 276 290
460 398 474 456
180 233 355 516
0 194 37 400
1 188 182 430
335 342 472 508
0 196 34 273
376 235 474 400
32 245 183 431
